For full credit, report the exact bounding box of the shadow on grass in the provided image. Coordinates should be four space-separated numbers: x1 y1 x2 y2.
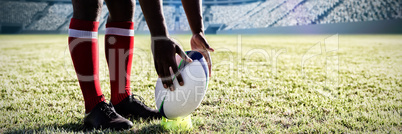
5 122 167 133
134 124 167 133
5 122 84 133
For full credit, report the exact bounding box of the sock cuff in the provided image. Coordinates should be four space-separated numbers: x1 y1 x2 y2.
105 21 134 36
69 18 99 39
69 18 99 32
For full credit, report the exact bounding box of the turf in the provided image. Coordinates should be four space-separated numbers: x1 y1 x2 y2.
0 34 401 133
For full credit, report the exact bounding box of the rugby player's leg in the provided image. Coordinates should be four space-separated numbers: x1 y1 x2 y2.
69 0 132 130
69 0 104 114
105 0 161 119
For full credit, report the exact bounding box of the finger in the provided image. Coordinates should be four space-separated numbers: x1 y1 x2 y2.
162 65 174 91
203 51 212 77
176 46 193 63
199 38 215 52
156 63 168 89
171 62 184 86
206 52 212 77
155 61 164 78
208 64 212 77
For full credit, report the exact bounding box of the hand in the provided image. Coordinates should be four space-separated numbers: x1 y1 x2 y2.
191 33 214 77
151 37 192 91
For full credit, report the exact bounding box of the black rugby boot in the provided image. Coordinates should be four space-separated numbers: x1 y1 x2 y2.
114 94 162 119
84 101 133 130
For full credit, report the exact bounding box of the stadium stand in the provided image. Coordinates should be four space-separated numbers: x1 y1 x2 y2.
209 2 261 25
163 5 176 31
224 0 298 29
178 6 191 31
26 3 72 30
0 1 47 27
273 0 340 27
0 0 401 33
318 0 402 24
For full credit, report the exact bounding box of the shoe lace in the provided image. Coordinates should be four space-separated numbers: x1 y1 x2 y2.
100 103 118 119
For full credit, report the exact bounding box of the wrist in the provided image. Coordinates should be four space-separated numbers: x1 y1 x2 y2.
192 30 204 35
192 32 205 39
149 27 169 38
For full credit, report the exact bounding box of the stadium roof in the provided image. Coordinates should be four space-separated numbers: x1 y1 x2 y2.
1 0 262 5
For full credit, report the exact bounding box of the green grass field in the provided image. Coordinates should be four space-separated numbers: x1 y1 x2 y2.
0 34 401 133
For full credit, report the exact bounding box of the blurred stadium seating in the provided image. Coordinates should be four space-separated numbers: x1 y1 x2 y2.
0 0 401 33
319 0 402 24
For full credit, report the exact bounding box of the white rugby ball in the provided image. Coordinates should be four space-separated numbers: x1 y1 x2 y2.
155 51 209 119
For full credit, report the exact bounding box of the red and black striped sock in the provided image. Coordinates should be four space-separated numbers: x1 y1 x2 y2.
68 18 105 113
105 21 134 105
